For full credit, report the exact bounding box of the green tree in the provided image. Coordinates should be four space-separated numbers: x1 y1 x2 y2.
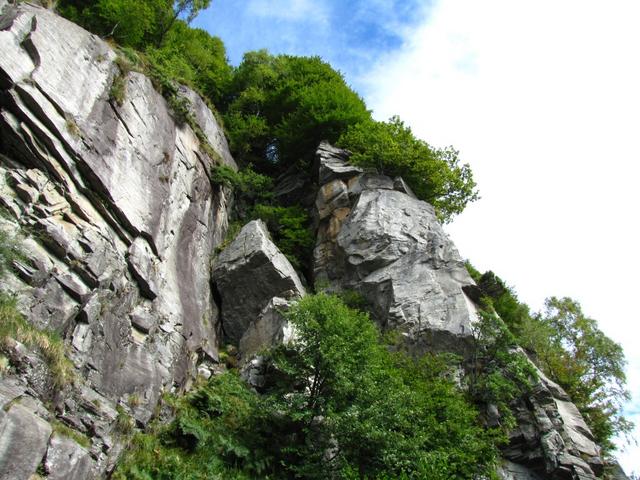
224 51 371 173
146 20 232 104
261 294 499 479
57 0 212 49
338 116 478 223
534 297 632 452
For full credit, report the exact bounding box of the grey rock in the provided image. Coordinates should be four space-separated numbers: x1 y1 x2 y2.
498 460 544 480
316 184 478 354
127 237 159 300
0 4 236 477
44 434 95 480
130 307 155 334
346 173 395 197
504 360 603 479
213 220 305 344
239 297 295 360
240 355 268 390
0 397 52 480
393 176 416 198
178 85 237 170
315 141 362 185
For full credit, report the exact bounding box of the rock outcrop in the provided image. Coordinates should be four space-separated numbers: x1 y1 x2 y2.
313 141 479 355
0 2 624 478
312 142 606 480
212 219 304 345
0 2 234 477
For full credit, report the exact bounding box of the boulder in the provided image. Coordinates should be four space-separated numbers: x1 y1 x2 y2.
313 144 478 354
239 297 295 359
213 220 305 344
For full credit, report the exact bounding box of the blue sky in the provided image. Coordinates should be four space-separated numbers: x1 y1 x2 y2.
194 0 640 474
192 0 433 94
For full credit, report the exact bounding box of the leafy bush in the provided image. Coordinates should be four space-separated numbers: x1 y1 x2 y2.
533 297 632 453
116 295 501 479
261 294 499 479
468 309 537 430
470 264 632 454
211 165 273 201
250 204 313 269
224 51 370 172
338 116 478 223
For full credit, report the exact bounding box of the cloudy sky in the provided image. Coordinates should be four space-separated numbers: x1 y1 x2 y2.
195 0 640 473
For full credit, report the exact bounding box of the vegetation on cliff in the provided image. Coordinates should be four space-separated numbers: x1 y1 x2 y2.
56 0 478 229
115 295 502 479
467 265 632 453
23 0 632 473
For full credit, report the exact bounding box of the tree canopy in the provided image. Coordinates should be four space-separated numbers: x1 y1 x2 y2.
338 116 479 223
223 51 371 172
469 265 632 454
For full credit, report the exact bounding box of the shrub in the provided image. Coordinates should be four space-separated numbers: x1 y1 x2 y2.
250 204 312 269
224 51 370 172
115 295 501 479
338 116 478 223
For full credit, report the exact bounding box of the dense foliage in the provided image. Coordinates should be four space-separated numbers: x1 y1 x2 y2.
468 310 537 431
223 51 370 171
58 0 231 105
338 117 479 223
469 266 632 454
115 295 501 479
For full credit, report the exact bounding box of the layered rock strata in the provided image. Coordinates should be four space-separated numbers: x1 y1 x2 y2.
0 2 234 477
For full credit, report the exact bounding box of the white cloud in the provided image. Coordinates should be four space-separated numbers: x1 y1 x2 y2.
362 0 640 473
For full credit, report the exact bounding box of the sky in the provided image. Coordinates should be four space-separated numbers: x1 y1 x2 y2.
195 0 640 474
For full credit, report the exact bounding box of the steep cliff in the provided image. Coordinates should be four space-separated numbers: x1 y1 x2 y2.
0 2 234 476
0 2 627 479
312 143 607 480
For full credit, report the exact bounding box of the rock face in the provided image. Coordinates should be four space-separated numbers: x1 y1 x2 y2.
502 364 604 479
0 2 234 477
312 143 607 480
213 220 305 345
313 141 478 354
0 3 620 479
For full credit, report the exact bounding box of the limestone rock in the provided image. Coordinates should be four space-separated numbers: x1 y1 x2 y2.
213 220 305 344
